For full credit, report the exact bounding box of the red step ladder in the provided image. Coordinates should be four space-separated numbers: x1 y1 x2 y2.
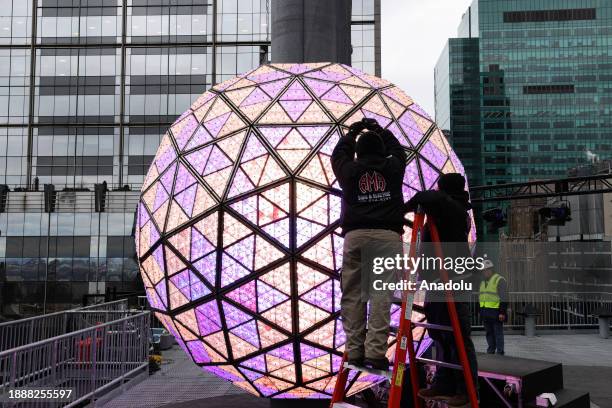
330 207 480 408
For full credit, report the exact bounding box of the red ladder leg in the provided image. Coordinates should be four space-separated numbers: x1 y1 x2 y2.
428 220 479 408
388 210 425 408
330 352 350 407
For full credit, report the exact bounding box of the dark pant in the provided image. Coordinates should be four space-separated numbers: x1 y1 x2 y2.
481 308 504 354
425 301 478 396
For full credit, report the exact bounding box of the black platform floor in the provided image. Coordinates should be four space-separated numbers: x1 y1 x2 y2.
106 337 611 408
563 365 612 408
160 394 330 408
158 360 612 408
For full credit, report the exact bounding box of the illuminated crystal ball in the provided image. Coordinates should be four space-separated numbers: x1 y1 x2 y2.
136 63 474 398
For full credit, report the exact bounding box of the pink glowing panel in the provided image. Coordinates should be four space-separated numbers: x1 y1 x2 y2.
137 63 475 399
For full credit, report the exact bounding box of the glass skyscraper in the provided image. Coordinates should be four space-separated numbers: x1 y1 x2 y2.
435 37 481 186
0 0 381 316
436 0 612 187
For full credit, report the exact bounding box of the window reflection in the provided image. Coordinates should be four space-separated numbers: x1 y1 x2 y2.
125 47 211 122
1 0 382 314
0 0 32 45
217 0 268 42
0 50 30 125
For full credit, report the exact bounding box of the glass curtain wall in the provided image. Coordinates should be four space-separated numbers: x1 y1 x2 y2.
0 0 381 316
479 0 612 184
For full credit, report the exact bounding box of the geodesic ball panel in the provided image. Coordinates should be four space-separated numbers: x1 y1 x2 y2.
137 63 473 398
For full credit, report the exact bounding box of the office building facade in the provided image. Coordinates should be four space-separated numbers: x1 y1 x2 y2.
0 0 381 316
480 0 612 184
436 0 612 187
434 37 481 186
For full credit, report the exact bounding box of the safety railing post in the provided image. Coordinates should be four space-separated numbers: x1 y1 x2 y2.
144 312 151 361
29 320 34 344
121 319 127 390
9 352 17 408
51 339 57 387
91 325 98 405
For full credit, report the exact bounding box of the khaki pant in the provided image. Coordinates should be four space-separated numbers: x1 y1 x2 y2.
341 228 400 360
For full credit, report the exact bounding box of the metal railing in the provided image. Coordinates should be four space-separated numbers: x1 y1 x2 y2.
3 190 139 213
469 292 612 329
0 300 128 351
80 299 128 312
0 311 150 407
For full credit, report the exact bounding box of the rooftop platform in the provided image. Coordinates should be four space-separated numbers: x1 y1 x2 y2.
100 334 612 408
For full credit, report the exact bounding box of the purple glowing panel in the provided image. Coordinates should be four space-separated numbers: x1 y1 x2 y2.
137 63 475 399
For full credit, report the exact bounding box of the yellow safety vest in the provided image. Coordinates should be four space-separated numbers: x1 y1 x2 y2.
479 273 503 309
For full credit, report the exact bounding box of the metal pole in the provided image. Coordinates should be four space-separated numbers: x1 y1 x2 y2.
271 0 351 64
43 209 51 314
95 202 103 300
121 319 127 390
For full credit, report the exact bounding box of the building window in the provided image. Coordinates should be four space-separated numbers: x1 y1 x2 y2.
523 85 575 95
503 9 596 24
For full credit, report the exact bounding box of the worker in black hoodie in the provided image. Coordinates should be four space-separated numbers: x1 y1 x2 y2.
332 118 407 370
405 173 478 408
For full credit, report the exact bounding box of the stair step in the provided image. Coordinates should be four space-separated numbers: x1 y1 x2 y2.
343 362 393 379
526 389 590 408
332 403 360 408
477 353 564 401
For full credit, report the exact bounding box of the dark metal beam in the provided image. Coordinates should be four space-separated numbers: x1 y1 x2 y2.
469 174 612 203
271 0 351 64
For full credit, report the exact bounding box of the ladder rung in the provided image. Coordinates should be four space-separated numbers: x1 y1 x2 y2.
413 322 454 332
417 356 463 371
343 362 393 379
390 322 454 334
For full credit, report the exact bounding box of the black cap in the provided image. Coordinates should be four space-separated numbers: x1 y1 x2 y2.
437 173 466 194
356 131 385 158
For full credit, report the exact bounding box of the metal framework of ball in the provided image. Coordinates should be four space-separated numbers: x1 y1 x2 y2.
136 63 475 398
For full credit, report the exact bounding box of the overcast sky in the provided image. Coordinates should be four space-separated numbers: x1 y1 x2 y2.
381 0 473 116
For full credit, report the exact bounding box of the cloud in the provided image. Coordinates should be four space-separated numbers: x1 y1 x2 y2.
381 0 474 118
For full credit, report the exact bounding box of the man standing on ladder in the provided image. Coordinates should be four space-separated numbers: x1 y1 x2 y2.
479 260 507 355
405 173 478 408
331 118 407 371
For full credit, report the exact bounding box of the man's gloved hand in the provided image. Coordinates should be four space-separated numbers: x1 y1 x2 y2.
346 120 367 140
362 118 382 133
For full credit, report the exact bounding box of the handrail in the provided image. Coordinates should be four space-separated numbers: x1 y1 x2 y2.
0 299 128 328
0 299 131 351
468 291 612 329
79 298 129 311
0 311 150 357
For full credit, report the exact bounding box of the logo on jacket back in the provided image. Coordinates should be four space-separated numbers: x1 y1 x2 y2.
359 171 386 194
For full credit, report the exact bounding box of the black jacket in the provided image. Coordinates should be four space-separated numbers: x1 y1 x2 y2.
406 190 472 243
331 128 407 235
406 190 480 300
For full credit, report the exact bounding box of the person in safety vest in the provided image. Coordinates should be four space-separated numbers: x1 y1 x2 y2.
479 259 508 355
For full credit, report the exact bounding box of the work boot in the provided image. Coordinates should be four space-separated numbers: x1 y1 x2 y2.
418 387 453 401
447 394 469 407
347 356 364 367
363 357 390 371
